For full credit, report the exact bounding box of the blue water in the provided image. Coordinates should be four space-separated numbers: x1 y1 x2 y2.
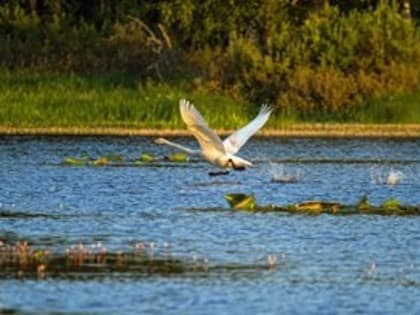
0 136 419 314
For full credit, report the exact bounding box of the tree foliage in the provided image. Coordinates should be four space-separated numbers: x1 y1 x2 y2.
0 0 419 117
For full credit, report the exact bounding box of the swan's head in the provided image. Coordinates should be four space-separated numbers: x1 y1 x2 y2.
154 137 167 145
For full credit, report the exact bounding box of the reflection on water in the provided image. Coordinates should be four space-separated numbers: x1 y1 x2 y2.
0 136 419 314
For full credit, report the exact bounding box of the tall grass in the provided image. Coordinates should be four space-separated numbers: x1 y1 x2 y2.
0 71 258 129
352 93 420 123
1 71 419 130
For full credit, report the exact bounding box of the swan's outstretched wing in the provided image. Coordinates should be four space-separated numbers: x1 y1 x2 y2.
179 99 225 154
223 104 272 155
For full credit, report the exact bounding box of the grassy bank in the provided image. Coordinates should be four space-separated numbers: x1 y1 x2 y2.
0 71 420 136
0 71 253 130
1 125 420 138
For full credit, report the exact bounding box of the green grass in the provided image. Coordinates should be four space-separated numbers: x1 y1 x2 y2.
0 70 253 130
1 71 419 130
351 93 420 124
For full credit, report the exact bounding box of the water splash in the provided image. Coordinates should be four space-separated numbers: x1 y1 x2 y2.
386 169 404 185
268 162 301 183
371 166 404 185
360 260 377 281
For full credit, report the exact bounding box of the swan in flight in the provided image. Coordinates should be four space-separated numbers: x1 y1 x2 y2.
155 99 272 174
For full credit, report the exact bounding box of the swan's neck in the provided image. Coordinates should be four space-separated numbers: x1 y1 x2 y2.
158 138 200 155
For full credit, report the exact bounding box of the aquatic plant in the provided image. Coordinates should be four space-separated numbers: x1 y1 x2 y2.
63 157 89 166
224 193 256 211
166 152 189 163
224 193 420 215
62 152 192 167
294 201 340 214
357 195 371 211
138 152 158 162
382 198 401 210
92 157 109 166
0 241 276 279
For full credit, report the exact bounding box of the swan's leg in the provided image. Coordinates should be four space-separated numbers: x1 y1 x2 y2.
208 170 230 176
228 159 245 171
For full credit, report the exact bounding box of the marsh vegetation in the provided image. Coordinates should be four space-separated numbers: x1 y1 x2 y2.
1 1 420 128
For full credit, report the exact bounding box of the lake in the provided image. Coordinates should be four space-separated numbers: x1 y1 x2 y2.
0 136 419 314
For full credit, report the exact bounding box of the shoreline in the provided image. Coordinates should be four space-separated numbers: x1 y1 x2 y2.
1 124 420 138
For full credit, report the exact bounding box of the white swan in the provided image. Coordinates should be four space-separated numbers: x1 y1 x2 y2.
155 99 272 172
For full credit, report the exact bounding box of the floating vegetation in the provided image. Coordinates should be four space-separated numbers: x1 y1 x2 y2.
382 198 401 210
166 152 188 163
63 157 89 166
224 193 420 215
138 152 158 162
92 157 109 166
0 241 187 279
225 193 256 211
62 151 190 167
0 241 276 279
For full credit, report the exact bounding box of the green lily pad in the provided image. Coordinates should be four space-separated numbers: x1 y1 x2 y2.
294 201 340 213
63 157 89 166
139 152 158 162
168 152 188 162
382 198 400 210
224 193 256 211
92 157 109 166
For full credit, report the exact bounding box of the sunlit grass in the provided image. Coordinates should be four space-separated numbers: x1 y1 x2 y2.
1 71 419 131
352 93 420 123
0 71 250 130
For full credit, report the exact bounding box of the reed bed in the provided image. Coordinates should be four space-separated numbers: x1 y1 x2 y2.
0 241 276 279
1 72 420 136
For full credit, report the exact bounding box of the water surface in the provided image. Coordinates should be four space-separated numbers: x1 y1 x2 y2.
0 136 419 314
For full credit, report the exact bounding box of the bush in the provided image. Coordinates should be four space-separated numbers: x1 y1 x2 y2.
0 0 419 120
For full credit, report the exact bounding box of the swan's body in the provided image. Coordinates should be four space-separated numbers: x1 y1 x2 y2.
155 99 272 171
